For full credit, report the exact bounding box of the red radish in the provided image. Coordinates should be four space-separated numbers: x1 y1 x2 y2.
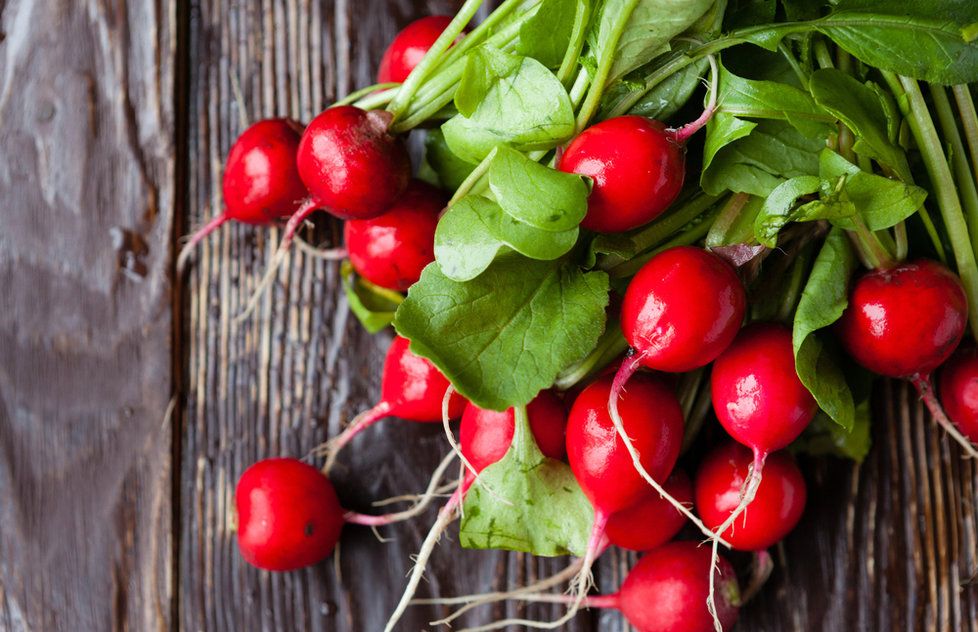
837 259 978 456
236 458 344 571
177 118 308 270
297 106 410 220
236 456 461 571
446 542 740 632
459 390 567 476
556 57 718 233
695 443 807 552
620 246 746 374
604 470 693 552
711 323 817 455
377 16 454 84
344 180 445 291
384 393 569 632
238 105 411 321
323 335 466 471
837 260 967 378
939 344 978 444
558 116 685 233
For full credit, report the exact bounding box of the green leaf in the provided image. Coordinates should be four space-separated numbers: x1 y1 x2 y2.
424 129 478 192
621 56 710 120
792 228 857 429
587 0 714 85
394 256 610 410
516 0 585 68
702 118 826 197
791 401 872 462
818 1 978 85
455 46 523 117
754 175 824 247
714 62 834 137
434 196 579 282
817 150 927 231
809 69 911 178
460 406 593 556
442 50 575 163
340 261 403 334
488 146 589 231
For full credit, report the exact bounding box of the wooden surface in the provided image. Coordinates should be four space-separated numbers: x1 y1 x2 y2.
2 1 978 631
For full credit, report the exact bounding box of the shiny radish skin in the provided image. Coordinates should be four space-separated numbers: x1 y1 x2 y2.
377 16 454 84
837 259 968 378
297 106 411 219
605 470 692 552
223 118 308 224
711 323 817 454
617 542 740 632
459 390 568 475
622 246 747 373
381 335 466 421
939 344 978 443
344 180 445 291
558 116 685 233
567 374 684 517
695 443 807 551
235 458 344 571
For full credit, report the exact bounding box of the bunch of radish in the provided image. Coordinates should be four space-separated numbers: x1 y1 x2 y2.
180 2 978 631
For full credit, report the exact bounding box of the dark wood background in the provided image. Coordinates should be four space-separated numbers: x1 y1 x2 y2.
2 1 977 630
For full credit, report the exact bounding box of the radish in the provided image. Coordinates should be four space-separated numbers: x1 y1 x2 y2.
383 392 569 632
556 57 718 233
238 105 411 320
695 443 807 551
939 344 978 444
235 456 456 571
176 118 308 271
606 246 745 536
344 179 445 292
322 335 466 472
836 259 977 456
711 323 818 455
558 116 686 233
702 323 814 626
445 541 741 632
604 469 693 552
377 16 454 84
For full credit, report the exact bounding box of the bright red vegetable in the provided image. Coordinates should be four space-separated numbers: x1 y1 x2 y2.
939 344 978 444
344 180 445 291
377 16 454 84
604 470 692 552
558 116 685 233
235 458 344 571
695 443 807 552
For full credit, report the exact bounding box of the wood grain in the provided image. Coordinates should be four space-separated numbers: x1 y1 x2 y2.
0 1 177 631
3 1 978 631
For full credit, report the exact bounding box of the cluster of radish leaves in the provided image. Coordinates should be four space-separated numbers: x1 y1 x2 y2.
345 0 978 558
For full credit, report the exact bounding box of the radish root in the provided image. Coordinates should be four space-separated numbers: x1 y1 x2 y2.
294 235 347 261
344 450 457 527
383 489 463 632
319 400 394 474
234 198 319 324
670 53 719 143
176 212 231 273
706 449 765 632
911 373 978 458
609 353 730 546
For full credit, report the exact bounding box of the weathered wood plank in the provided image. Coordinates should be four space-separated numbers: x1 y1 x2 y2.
0 1 177 631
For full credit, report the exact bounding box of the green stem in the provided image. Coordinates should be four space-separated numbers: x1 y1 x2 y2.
887 73 978 337
340 84 398 108
892 220 908 261
387 0 484 120
628 193 721 253
931 84 978 257
848 213 895 270
779 42 809 89
705 192 750 247
609 207 720 278
953 85 978 186
447 150 495 205
568 68 591 109
554 325 629 391
776 242 814 323
575 0 642 131
557 3 591 85
813 39 834 70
